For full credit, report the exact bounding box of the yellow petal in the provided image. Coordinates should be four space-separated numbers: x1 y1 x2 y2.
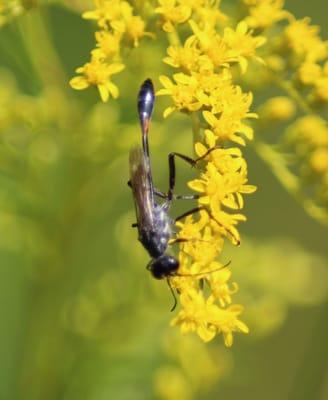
236 320 249 333
69 76 89 90
236 20 248 34
199 196 210 204
107 81 119 99
195 142 207 157
204 130 217 147
222 196 239 209
159 75 173 89
82 11 98 20
238 56 248 74
197 325 216 342
174 73 192 85
163 106 175 118
241 185 257 194
188 179 205 192
231 134 246 146
156 89 171 96
223 331 233 347
203 111 217 126
98 84 109 102
108 63 125 74
236 192 244 208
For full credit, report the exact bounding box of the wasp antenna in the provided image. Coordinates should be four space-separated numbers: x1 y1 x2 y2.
176 260 231 278
167 278 178 312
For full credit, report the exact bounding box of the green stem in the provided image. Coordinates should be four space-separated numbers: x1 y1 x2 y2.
271 74 313 115
190 112 202 148
254 141 328 226
18 7 66 89
167 27 182 47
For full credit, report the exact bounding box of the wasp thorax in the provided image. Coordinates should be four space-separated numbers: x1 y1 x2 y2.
147 255 179 279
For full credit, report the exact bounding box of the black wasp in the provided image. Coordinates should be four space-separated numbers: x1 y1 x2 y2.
128 79 232 309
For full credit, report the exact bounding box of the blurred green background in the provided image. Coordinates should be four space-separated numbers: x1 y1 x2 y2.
0 1 327 399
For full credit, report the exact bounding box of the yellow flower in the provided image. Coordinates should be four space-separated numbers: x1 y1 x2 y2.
173 215 224 283
286 116 328 151
258 96 296 121
94 30 121 59
175 214 207 242
244 0 292 29
314 75 328 103
188 19 266 72
188 161 250 244
194 142 257 208
163 36 212 73
208 267 238 307
309 148 328 174
123 15 149 47
70 57 124 102
195 3 228 27
189 20 233 68
157 74 202 117
180 225 223 266
155 0 192 33
191 69 233 107
203 110 255 146
298 61 322 85
283 18 328 63
223 21 266 73
171 289 249 345
171 289 217 342
154 366 191 400
83 0 133 29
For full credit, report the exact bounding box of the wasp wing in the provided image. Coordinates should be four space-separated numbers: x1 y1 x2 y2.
129 146 155 230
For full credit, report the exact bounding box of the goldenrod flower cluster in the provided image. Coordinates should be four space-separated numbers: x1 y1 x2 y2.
240 0 328 224
241 0 328 105
284 116 328 208
155 5 264 345
70 0 152 101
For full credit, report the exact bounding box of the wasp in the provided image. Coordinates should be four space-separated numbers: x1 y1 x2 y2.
128 79 232 309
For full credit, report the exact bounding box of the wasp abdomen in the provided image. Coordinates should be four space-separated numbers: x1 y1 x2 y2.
138 79 155 130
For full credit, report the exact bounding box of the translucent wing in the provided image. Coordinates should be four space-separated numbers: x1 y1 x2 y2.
129 146 155 230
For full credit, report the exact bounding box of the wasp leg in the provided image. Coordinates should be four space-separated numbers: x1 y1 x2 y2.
167 146 221 201
153 189 167 199
168 237 190 245
169 237 214 246
154 188 199 201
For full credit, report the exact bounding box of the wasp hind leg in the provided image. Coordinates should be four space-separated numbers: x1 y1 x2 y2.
167 146 221 201
154 188 199 201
